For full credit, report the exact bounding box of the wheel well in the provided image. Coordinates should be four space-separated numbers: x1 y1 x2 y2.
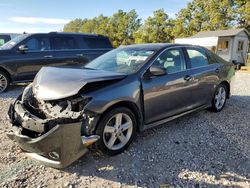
0 67 11 82
220 81 230 98
97 101 143 133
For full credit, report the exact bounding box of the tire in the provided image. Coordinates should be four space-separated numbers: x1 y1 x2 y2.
94 107 137 156
211 83 228 112
0 71 10 93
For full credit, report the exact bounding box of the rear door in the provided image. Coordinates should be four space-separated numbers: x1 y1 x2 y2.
50 35 85 67
184 47 220 107
142 47 194 124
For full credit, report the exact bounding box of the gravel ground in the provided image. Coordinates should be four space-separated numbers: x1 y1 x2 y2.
0 72 250 188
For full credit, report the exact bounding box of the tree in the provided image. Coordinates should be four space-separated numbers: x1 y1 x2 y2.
63 1 249 43
109 9 141 47
233 0 250 30
93 15 111 35
63 18 85 32
172 0 235 38
204 0 235 30
134 9 174 43
80 15 110 35
63 10 141 47
171 3 194 38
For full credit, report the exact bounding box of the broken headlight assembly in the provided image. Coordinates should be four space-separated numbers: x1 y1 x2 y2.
40 95 92 119
21 83 33 102
21 83 92 120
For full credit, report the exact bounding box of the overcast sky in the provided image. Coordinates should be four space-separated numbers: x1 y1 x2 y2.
0 0 191 33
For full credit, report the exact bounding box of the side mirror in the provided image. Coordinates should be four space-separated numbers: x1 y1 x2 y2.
148 66 166 76
18 45 28 53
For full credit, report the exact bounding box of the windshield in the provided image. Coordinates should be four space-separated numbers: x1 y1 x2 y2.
0 34 29 50
85 47 155 74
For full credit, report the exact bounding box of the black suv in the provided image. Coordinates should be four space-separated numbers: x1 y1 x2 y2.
0 32 112 92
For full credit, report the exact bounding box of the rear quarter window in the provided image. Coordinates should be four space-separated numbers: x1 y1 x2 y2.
82 37 112 49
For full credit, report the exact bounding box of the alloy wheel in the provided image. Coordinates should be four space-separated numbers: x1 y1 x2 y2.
0 74 8 93
103 113 133 150
214 87 226 110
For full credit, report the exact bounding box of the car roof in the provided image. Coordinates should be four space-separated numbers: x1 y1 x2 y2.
26 32 108 38
118 43 197 51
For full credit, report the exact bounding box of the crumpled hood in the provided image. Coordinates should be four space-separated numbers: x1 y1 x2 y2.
33 67 126 101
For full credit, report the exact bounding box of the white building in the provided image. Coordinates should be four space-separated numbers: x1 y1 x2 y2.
175 28 250 65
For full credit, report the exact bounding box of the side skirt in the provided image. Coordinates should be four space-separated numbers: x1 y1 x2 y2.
142 104 210 131
11 80 33 84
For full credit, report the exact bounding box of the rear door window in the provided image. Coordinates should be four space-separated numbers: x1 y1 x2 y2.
51 37 79 50
25 37 51 51
83 37 112 49
186 48 209 68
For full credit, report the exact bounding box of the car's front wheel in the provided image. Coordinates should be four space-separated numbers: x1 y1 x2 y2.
211 84 228 112
94 107 137 155
0 71 10 93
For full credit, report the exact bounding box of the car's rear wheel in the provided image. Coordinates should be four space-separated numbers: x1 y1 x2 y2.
211 84 227 112
0 71 10 93
94 107 137 155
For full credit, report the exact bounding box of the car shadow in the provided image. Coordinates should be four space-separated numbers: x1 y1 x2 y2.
0 84 26 99
63 95 250 187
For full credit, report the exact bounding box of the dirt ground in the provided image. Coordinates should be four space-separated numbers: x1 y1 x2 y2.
0 72 250 188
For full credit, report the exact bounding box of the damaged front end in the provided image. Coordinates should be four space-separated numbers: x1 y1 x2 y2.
7 84 99 168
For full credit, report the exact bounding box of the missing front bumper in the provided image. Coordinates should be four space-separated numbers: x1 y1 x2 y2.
7 100 99 169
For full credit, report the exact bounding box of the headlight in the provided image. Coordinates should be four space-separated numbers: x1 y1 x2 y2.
70 96 92 112
40 96 92 119
21 83 33 101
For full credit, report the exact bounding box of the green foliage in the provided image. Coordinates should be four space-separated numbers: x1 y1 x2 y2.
80 15 110 35
134 9 174 43
234 0 250 30
172 0 236 38
108 10 141 47
63 1 249 47
63 18 85 32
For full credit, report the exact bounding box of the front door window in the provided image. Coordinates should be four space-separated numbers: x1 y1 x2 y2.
25 37 51 51
152 48 186 74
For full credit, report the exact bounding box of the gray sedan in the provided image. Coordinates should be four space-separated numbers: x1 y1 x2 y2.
7 44 235 168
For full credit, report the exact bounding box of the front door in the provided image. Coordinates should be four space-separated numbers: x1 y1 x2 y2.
142 47 194 124
14 36 55 81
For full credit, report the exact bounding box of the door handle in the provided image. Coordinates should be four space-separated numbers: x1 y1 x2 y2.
44 55 53 58
215 68 220 73
184 75 193 81
76 54 84 57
